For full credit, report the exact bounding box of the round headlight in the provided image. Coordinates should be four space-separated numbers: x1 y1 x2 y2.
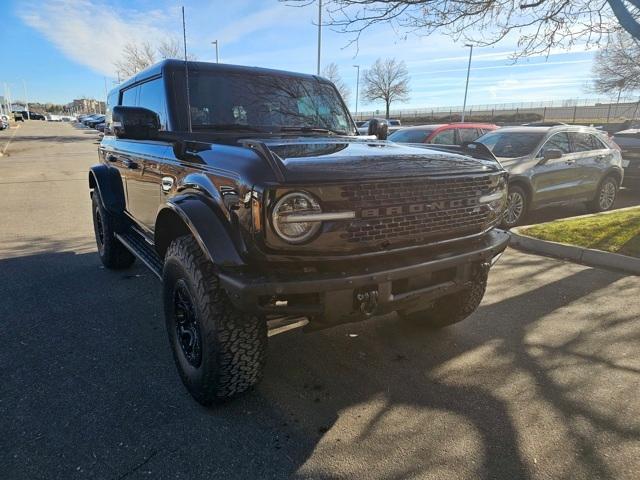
272 192 322 243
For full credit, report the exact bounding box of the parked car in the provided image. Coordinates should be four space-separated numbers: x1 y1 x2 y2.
47 114 62 122
85 115 106 128
612 129 640 190
12 112 24 122
0 118 7 130
89 59 509 405
357 118 402 135
28 112 46 120
474 125 624 227
389 123 498 145
95 122 106 133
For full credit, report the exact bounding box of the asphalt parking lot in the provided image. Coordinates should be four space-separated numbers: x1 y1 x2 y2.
1 121 640 480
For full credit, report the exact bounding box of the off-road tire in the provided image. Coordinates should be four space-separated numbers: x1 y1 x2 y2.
501 185 528 228
163 235 267 405
92 192 135 269
400 265 489 328
588 175 618 213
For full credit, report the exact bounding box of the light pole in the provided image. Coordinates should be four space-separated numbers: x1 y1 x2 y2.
22 80 30 119
317 0 322 75
211 40 219 63
461 44 473 123
353 65 360 118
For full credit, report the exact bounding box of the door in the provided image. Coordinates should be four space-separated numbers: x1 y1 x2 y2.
120 77 171 232
119 141 171 232
568 132 612 198
530 132 582 206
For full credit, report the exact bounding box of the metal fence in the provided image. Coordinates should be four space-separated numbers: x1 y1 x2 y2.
353 97 640 126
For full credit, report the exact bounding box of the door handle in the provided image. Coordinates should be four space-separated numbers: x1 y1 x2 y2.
565 159 576 165
161 177 174 192
122 159 138 169
106 154 117 162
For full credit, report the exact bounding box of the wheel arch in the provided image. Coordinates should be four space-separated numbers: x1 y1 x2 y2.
507 177 533 205
154 196 246 268
88 164 125 215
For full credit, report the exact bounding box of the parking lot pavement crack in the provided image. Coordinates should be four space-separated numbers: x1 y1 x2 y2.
115 450 159 480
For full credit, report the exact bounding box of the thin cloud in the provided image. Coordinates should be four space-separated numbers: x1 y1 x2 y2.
17 0 177 77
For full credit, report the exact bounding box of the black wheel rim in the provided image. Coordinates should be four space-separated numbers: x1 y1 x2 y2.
95 207 105 251
173 280 202 368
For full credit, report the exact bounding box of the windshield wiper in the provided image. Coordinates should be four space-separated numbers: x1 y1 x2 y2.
279 126 347 136
192 123 264 132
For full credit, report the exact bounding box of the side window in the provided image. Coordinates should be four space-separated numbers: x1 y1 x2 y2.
105 90 118 132
121 87 138 106
458 128 479 144
138 78 167 130
540 132 571 156
571 132 605 152
431 128 455 145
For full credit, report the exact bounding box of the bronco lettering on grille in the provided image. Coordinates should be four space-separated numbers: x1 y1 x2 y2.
360 197 480 218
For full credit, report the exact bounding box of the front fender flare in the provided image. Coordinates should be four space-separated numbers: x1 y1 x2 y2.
155 196 246 268
88 164 125 215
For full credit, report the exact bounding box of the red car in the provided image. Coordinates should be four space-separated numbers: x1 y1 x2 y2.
388 122 498 145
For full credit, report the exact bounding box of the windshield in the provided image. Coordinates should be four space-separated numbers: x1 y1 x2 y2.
476 131 545 158
389 128 434 143
186 71 354 134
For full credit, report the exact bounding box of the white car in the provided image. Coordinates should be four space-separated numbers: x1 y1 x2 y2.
357 118 402 135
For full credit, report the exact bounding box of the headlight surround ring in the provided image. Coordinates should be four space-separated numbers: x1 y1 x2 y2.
271 191 323 244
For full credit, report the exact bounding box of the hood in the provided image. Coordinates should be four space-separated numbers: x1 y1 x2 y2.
260 137 502 182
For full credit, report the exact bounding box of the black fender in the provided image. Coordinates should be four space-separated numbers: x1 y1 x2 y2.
154 195 246 268
88 164 125 215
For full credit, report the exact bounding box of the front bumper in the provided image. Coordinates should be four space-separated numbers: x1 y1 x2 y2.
219 229 510 324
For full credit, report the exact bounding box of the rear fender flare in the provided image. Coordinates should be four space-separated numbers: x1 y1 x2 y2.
154 195 245 268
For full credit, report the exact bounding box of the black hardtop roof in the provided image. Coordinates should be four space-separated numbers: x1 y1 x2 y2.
109 59 324 97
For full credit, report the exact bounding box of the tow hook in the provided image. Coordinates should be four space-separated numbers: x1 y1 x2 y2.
355 289 379 316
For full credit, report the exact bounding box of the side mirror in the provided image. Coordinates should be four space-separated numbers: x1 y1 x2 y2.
367 119 389 140
542 148 563 163
112 106 160 140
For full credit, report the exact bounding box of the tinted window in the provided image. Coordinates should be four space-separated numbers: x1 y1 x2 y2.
431 128 455 145
570 132 605 152
138 78 167 129
121 87 138 106
457 128 480 144
477 131 546 158
388 128 434 143
388 120 401 126
540 132 571 155
185 71 353 133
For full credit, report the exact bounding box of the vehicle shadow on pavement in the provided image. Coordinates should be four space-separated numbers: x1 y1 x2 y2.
1 249 638 479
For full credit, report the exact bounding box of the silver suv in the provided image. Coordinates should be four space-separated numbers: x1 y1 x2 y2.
476 125 624 227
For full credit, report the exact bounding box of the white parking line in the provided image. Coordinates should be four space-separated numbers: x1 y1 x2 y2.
0 124 22 156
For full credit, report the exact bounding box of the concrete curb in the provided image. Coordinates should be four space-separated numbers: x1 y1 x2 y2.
511 219 640 276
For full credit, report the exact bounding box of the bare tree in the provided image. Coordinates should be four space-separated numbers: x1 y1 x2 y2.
322 63 351 102
361 58 410 118
592 31 640 98
114 38 195 79
286 1 640 58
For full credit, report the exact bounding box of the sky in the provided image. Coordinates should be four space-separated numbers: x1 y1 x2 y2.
0 0 607 112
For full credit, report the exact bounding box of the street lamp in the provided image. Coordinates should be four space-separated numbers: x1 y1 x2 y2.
211 40 219 63
317 0 322 75
353 65 360 118
461 44 474 123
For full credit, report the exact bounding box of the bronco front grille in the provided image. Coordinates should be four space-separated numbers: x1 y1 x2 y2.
339 175 496 245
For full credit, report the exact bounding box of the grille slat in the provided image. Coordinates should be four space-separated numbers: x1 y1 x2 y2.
339 176 497 245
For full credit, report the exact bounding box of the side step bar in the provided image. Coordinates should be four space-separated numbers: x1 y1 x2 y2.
267 316 309 337
115 229 163 280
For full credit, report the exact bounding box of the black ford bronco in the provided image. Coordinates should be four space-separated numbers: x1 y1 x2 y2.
89 60 509 405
